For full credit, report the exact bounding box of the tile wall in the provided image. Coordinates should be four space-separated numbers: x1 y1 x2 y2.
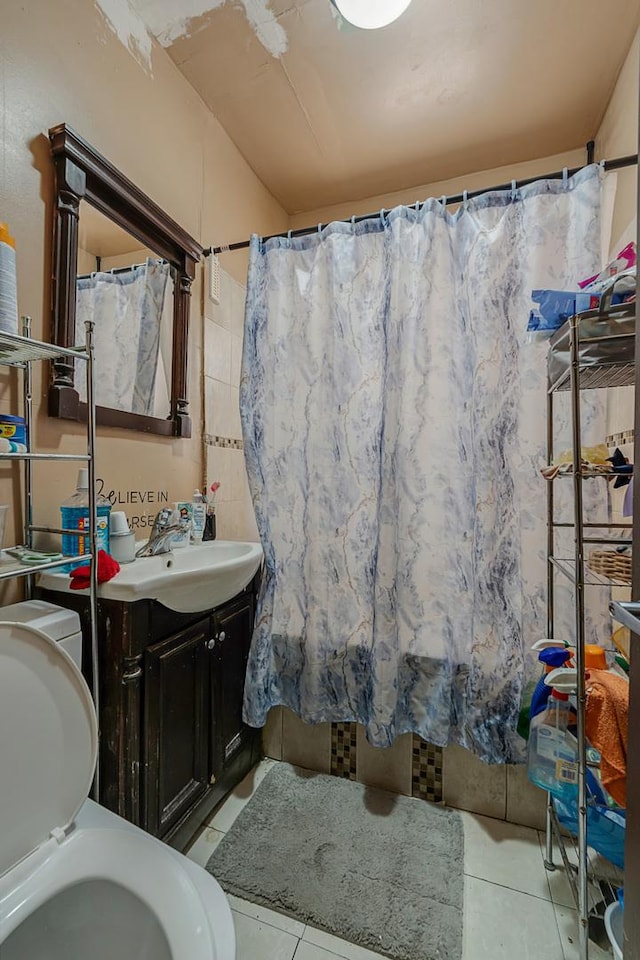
261 707 547 830
203 266 258 542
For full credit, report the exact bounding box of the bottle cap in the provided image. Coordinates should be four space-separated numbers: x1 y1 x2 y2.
77 468 88 489
584 645 607 670
110 511 130 535
551 689 570 701
0 224 15 249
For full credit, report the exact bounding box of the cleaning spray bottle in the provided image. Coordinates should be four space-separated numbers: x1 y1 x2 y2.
527 688 577 801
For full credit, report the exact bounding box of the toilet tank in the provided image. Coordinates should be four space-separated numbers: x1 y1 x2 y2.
0 599 83 670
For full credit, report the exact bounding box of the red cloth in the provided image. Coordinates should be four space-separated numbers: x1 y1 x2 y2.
69 549 120 590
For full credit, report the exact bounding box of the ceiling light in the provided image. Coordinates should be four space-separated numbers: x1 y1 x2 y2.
332 0 413 29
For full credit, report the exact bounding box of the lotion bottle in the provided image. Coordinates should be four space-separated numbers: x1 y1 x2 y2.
191 489 206 543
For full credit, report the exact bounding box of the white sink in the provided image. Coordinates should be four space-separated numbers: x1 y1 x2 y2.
38 540 263 614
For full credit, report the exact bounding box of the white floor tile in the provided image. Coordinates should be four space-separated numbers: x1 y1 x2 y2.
463 876 562 960
461 811 552 901
207 758 278 832
302 926 388 960
554 904 613 960
233 910 299 960
184 826 225 868
228 894 305 938
294 943 387 960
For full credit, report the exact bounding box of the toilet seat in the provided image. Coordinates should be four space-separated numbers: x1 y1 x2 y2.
0 822 216 958
0 619 232 960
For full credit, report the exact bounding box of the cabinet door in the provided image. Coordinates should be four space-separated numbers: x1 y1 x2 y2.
210 596 254 779
144 618 210 837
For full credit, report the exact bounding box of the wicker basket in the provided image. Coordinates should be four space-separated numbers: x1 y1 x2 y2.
587 549 632 584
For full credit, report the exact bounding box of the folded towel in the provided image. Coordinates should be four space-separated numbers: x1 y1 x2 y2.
69 549 120 590
585 669 629 808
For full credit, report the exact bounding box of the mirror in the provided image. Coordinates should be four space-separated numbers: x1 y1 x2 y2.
76 203 174 420
48 124 202 437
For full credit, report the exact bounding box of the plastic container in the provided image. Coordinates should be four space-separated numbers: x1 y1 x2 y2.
527 690 578 801
604 901 624 960
109 511 135 564
172 504 191 548
0 414 27 446
0 223 18 335
191 490 206 543
60 469 111 572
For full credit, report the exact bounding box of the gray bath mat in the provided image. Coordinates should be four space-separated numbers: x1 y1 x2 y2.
206 762 463 960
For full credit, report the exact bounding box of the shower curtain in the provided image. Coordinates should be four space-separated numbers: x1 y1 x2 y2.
241 165 609 763
75 259 170 416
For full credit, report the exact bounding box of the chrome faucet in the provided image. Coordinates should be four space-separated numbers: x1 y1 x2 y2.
136 510 182 557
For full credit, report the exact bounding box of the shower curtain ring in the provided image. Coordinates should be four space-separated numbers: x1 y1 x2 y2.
287 229 292 242
317 222 323 234
351 215 357 227
379 208 386 226
414 200 421 212
462 190 468 205
562 167 568 185
511 179 517 201
440 195 446 211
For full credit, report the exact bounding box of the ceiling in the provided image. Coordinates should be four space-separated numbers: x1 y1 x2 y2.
130 0 640 214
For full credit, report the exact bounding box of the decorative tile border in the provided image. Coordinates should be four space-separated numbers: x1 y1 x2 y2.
330 722 358 780
204 434 244 450
607 429 634 447
411 735 443 803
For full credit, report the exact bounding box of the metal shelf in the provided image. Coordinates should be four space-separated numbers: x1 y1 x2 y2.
548 304 636 393
551 361 635 392
549 801 623 921
550 557 632 588
0 553 91 580
546 469 632 479
0 452 91 461
0 329 89 366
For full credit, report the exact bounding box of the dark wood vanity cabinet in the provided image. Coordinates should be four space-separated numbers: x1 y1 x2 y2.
144 618 210 838
37 580 261 851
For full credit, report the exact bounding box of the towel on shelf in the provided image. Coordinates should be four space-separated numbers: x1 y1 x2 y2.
585 669 629 808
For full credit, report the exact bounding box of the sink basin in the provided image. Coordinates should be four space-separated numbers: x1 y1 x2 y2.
38 540 263 614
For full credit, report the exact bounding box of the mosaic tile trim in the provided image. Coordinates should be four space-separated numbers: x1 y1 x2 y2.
607 429 634 447
204 434 244 450
411 735 443 803
330 722 358 780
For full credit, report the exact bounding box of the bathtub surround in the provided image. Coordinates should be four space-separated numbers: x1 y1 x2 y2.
242 166 608 763
207 762 464 960
263 708 550 829
204 268 258 542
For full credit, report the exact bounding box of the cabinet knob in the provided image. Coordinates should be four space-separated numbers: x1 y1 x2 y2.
218 631 226 642
207 637 216 650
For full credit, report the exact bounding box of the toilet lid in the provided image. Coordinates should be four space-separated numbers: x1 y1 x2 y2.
0 622 97 878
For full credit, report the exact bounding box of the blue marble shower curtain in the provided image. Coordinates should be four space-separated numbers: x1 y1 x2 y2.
241 166 607 763
76 259 169 416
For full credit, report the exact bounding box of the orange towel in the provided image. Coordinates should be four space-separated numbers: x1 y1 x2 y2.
585 669 628 808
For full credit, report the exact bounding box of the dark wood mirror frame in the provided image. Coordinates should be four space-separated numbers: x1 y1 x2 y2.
48 123 203 437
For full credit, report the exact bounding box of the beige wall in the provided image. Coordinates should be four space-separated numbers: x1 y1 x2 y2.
288 148 586 230
0 0 288 593
596 28 639 254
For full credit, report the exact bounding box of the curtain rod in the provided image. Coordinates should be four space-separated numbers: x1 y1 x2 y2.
204 149 638 256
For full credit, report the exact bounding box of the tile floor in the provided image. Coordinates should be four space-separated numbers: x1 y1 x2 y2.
186 759 612 960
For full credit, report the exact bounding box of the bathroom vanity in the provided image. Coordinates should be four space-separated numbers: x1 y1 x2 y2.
36 576 261 851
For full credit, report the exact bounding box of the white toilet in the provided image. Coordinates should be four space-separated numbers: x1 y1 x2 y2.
0 601 235 960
